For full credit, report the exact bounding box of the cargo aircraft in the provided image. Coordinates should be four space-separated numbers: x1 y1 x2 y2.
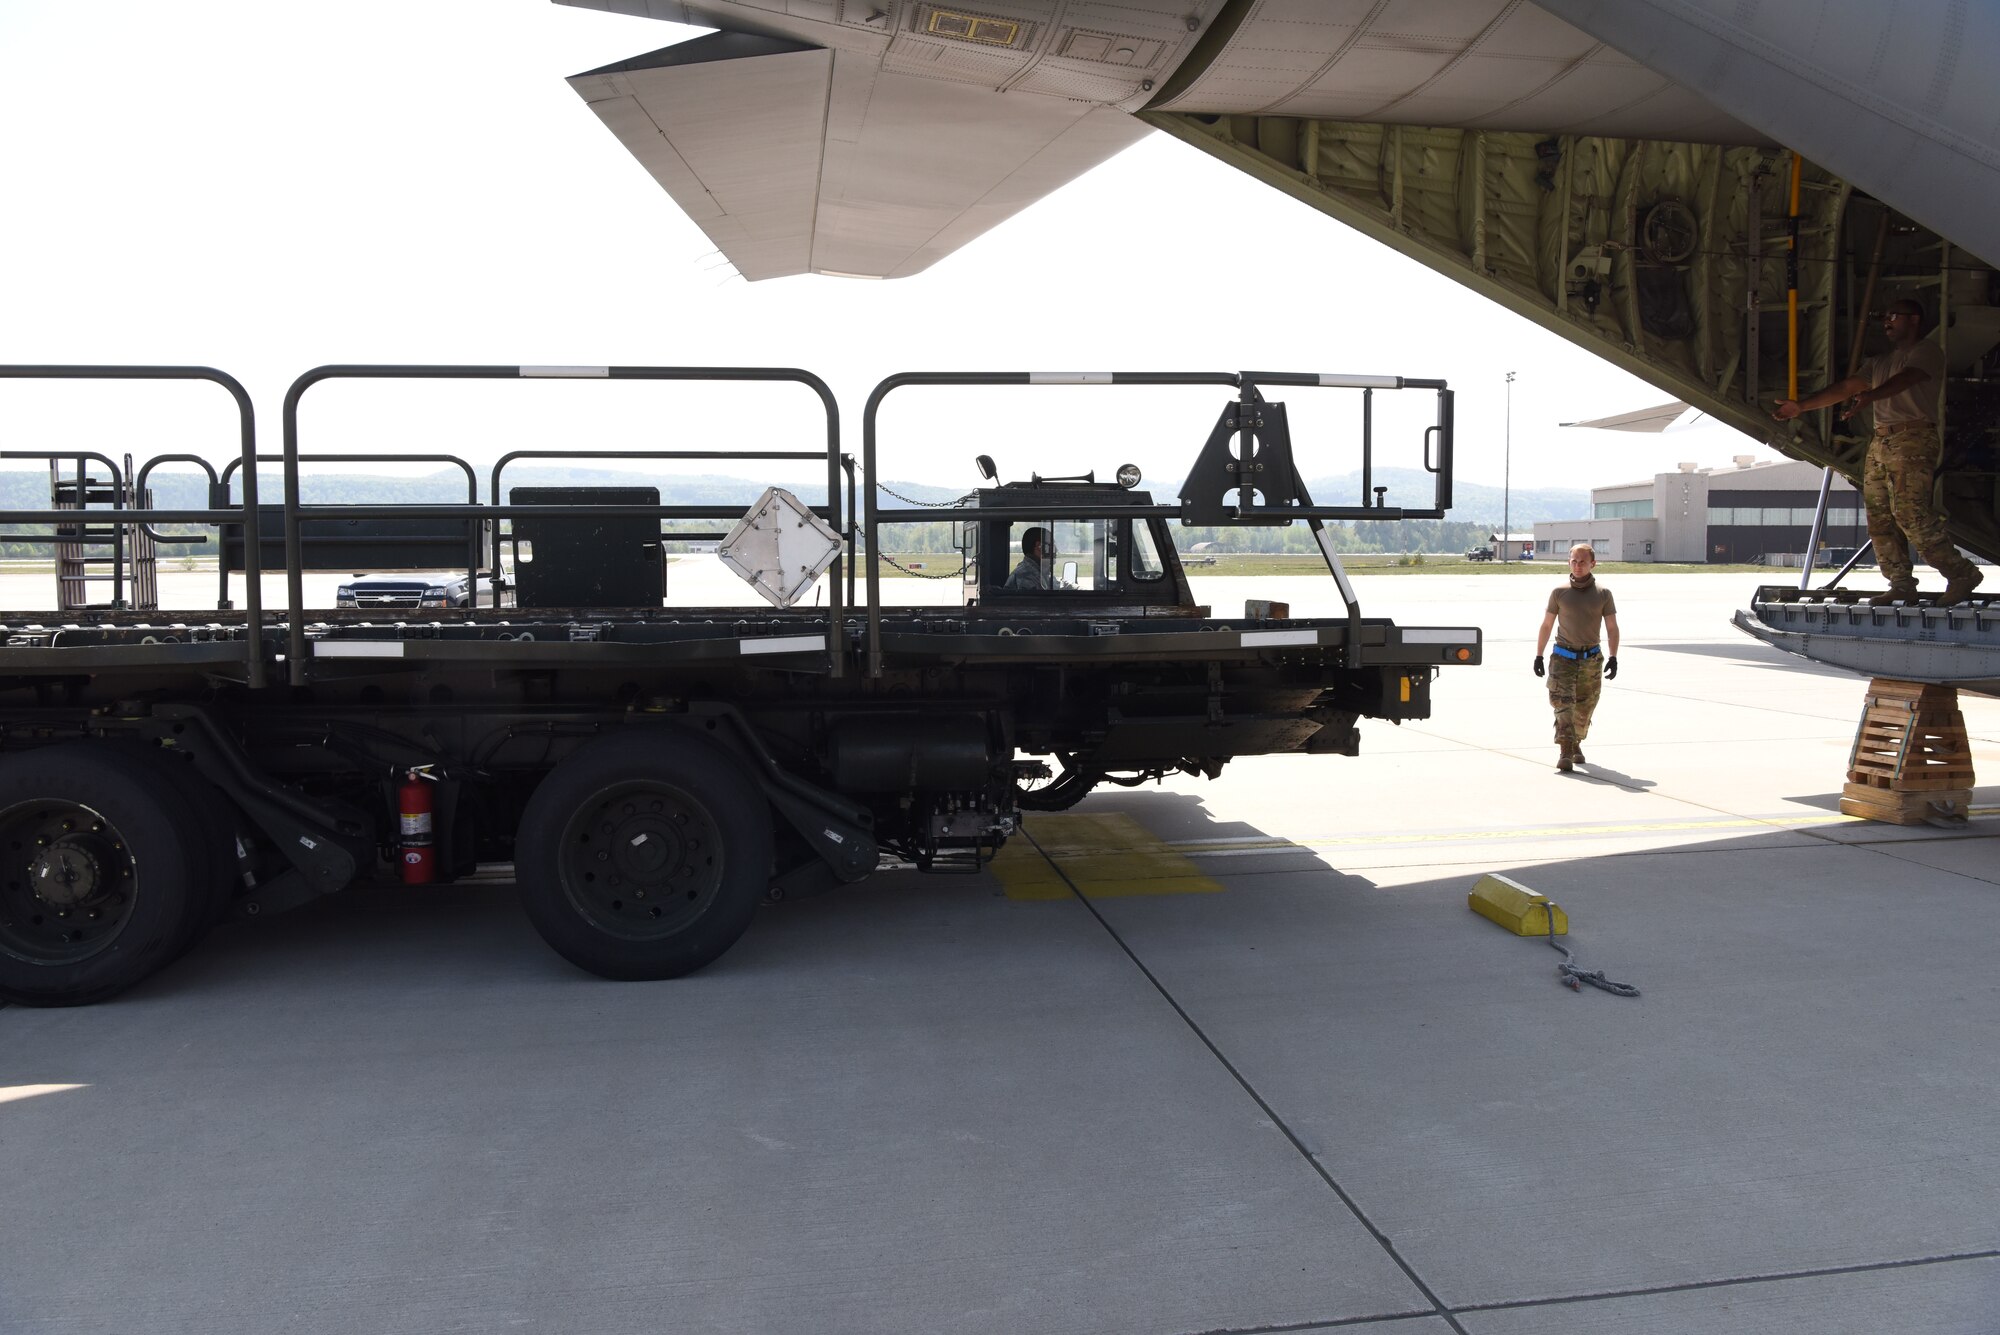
557 0 2000 684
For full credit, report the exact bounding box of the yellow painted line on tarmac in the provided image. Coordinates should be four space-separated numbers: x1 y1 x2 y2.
995 811 1224 901
1179 816 1834 851
989 837 1071 900
1164 803 2000 855
989 805 2000 898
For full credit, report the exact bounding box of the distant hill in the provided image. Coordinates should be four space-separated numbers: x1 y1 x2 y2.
1298 468 1588 525
0 466 965 557
0 467 959 511
0 464 1561 560
0 464 1561 519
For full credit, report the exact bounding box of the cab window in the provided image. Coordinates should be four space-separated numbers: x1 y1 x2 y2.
1126 519 1165 581
1001 519 1104 592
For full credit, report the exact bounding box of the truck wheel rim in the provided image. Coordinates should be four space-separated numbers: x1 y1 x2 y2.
0 801 139 964
557 780 723 941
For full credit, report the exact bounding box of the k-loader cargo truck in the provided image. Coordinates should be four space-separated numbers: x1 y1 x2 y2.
0 364 1478 1004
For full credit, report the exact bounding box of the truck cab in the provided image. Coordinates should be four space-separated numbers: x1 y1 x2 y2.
960 477 1197 614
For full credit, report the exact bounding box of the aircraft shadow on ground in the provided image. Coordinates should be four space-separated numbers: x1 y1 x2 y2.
74 780 2000 1005
1782 780 2000 815
1066 787 1288 845
115 790 1362 998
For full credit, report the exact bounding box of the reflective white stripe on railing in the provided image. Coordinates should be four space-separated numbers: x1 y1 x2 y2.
519 366 610 378
1240 629 1319 647
1400 628 1478 643
1317 374 1402 388
740 635 825 655
1027 372 1113 384
314 642 407 657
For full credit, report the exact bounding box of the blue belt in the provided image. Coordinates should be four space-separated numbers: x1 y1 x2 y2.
1550 644 1601 660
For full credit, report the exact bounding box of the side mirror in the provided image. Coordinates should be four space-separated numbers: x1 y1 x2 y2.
1061 560 1078 586
975 454 997 481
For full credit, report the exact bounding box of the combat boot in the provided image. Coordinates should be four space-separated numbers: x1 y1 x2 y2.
1937 568 1985 607
1867 584 1919 606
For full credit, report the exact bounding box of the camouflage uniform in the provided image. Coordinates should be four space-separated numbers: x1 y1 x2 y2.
1545 578 1615 760
1862 423 1977 590
1548 651 1602 752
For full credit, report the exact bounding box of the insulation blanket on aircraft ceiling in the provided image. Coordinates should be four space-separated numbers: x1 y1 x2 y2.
1538 0 2000 268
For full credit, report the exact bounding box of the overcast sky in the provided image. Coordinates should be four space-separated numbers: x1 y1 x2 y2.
0 1 1759 502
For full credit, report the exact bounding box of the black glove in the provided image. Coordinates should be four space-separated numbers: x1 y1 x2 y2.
1532 655 1545 678
1604 655 1619 680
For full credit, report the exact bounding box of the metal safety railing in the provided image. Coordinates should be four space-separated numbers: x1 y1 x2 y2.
280 365 844 684
7 449 129 609
859 369 1455 676
3 363 1456 688
215 451 483 610
486 448 852 593
0 366 266 687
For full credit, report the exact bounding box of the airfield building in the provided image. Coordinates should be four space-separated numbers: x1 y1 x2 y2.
1534 457 1865 564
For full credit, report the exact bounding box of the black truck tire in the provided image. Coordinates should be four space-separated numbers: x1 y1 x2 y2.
167 760 248 928
516 729 772 981
113 744 236 943
0 743 214 1006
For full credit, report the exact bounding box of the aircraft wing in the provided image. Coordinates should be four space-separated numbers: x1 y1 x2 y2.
1562 402 1691 433
568 29 1149 281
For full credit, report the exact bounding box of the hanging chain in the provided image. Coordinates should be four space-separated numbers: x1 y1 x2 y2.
877 552 962 579
854 464 973 576
873 478 975 509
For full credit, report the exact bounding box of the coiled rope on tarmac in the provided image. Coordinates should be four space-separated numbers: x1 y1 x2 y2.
1547 918 1640 997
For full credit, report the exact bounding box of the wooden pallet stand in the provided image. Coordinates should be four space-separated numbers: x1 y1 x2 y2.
1840 678 1974 825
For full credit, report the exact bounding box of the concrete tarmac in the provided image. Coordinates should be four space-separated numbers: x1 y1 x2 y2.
3 572 1997 1334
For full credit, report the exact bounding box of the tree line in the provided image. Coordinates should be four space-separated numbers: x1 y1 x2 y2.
856 517 1497 555
0 467 1500 560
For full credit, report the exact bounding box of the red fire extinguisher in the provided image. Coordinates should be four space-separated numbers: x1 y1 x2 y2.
398 766 437 885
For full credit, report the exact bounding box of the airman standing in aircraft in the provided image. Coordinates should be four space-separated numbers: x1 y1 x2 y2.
1774 299 1983 606
1534 544 1619 773
1005 526 1055 591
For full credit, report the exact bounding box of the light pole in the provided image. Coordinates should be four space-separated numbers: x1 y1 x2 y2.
1503 371 1515 562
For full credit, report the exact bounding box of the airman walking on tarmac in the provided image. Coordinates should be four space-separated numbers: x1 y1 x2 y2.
1534 544 1619 773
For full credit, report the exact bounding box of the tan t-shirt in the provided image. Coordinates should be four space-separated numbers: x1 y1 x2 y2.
1547 581 1616 650
1861 339 1943 429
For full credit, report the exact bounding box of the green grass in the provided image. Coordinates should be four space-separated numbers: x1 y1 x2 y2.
39 553 1775 581
881 552 1783 577
1171 553 1776 576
